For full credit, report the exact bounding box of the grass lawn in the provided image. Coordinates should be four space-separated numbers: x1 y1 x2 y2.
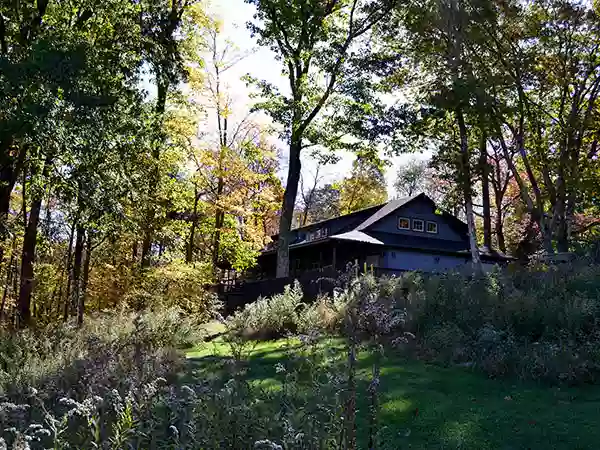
187 338 600 450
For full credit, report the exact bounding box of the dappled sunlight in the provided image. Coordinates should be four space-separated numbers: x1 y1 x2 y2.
441 418 482 448
381 397 413 415
181 337 600 448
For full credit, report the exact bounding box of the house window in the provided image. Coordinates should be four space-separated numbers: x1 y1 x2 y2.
307 228 328 241
426 221 438 234
398 217 410 230
366 254 380 267
412 219 424 232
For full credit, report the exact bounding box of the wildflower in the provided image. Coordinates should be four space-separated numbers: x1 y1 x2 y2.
254 439 283 450
274 363 286 374
180 385 196 397
58 398 78 407
368 376 380 393
169 425 179 439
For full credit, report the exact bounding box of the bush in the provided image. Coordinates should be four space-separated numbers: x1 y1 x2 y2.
353 260 600 384
0 311 348 449
226 281 305 340
0 308 197 401
123 261 222 321
298 295 346 334
221 259 600 384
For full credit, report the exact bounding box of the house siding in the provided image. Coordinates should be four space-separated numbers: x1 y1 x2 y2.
383 248 469 272
368 198 465 242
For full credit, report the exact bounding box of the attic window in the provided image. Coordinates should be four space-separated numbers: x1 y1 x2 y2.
426 221 438 234
398 217 410 230
412 219 424 232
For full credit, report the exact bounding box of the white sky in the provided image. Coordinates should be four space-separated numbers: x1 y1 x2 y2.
207 0 430 196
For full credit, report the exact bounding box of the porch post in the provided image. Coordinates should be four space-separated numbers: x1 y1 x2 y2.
332 244 337 272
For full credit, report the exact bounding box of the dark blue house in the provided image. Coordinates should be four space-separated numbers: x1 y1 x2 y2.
256 193 510 278
220 193 511 313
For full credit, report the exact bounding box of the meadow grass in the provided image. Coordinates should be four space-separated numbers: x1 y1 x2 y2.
188 338 600 449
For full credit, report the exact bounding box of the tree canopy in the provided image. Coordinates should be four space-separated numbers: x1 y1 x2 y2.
1 0 600 328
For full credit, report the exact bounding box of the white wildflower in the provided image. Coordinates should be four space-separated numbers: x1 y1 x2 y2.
254 439 283 450
180 385 196 397
274 363 286 374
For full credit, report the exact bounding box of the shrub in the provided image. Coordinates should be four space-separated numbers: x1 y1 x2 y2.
307 260 600 385
226 281 305 340
0 308 197 401
298 295 346 334
123 261 222 321
0 315 349 449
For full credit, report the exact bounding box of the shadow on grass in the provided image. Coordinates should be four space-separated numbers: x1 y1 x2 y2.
186 341 600 450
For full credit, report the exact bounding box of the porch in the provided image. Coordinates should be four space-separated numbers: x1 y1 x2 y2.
217 240 397 315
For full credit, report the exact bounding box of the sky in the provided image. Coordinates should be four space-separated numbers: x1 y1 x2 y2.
206 0 430 196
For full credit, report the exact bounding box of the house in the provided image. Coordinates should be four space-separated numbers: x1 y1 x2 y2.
255 193 510 278
219 193 511 313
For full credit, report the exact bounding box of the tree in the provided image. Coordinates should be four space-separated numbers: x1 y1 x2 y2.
298 179 341 226
336 158 388 214
0 0 163 325
140 0 210 267
298 165 325 227
245 0 397 277
0 0 146 278
394 158 429 197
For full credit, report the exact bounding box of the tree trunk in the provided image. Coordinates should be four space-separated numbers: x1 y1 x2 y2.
0 142 27 268
494 200 506 253
556 194 574 253
78 231 92 326
479 133 492 250
0 235 17 320
140 222 153 268
276 141 302 278
141 78 169 268
71 226 84 322
17 195 42 327
43 193 52 238
456 108 482 271
63 221 76 321
212 176 225 270
186 189 199 263
131 240 138 265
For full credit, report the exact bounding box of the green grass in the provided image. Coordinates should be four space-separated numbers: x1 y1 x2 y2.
187 339 600 449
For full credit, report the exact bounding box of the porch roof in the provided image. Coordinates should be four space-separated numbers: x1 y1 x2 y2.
329 230 385 245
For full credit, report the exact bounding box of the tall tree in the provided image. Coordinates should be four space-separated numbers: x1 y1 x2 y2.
336 158 388 214
394 158 429 197
246 0 397 277
140 0 210 267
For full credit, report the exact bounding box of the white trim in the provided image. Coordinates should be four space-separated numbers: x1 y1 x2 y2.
412 219 424 232
426 221 438 234
398 216 410 230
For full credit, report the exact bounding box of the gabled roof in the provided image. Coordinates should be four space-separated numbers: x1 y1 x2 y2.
355 193 426 231
266 192 457 250
261 192 512 261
